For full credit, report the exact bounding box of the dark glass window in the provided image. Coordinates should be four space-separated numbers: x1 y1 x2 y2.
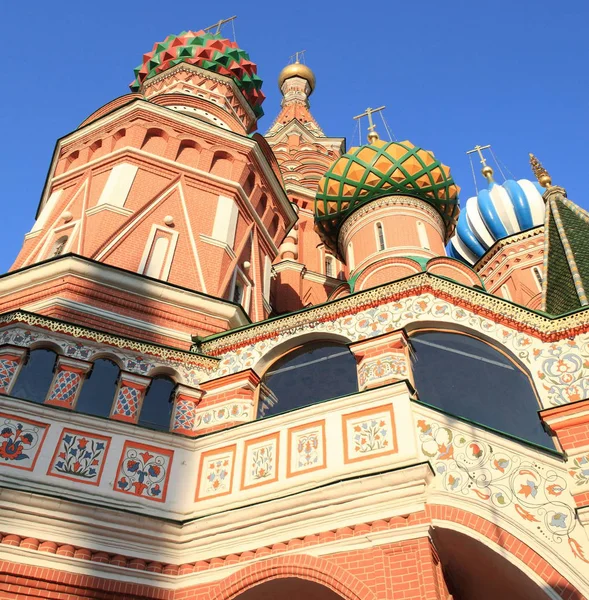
139 376 175 431
258 343 358 418
75 359 119 418
11 349 57 403
411 331 552 447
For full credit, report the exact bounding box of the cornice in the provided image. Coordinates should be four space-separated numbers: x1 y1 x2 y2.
475 226 544 272
200 272 589 354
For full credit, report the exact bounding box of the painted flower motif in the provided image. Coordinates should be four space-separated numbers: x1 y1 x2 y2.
518 480 538 499
551 513 567 528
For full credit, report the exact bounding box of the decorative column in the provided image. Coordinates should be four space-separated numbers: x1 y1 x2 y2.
171 385 204 436
349 329 413 391
46 357 92 409
0 346 28 395
196 369 260 434
111 372 151 424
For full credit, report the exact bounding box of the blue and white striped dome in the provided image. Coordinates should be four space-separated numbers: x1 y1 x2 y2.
448 179 545 264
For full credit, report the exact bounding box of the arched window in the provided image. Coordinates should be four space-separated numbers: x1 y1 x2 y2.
501 284 512 301
139 376 176 431
417 221 430 250
325 255 335 277
532 266 543 291
411 331 552 447
347 242 355 271
11 349 57 404
75 359 120 418
258 343 358 418
375 222 386 251
256 193 267 218
268 214 279 237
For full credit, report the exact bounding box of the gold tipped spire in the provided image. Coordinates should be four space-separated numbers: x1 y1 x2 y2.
466 144 494 182
353 106 386 144
529 153 552 188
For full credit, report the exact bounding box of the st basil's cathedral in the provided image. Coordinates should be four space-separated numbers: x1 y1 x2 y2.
0 25 589 600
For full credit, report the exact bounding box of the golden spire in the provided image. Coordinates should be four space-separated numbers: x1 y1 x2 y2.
529 153 553 188
353 106 386 144
466 144 494 182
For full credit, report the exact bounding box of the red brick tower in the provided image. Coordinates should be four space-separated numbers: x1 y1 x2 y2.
7 30 297 347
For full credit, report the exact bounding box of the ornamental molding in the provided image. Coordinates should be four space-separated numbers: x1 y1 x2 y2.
141 63 257 123
0 311 217 373
200 272 589 356
338 195 446 250
475 226 545 272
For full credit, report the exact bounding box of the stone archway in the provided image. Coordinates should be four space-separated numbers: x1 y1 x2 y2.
235 578 345 599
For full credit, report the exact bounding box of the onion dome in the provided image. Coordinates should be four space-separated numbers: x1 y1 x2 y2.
448 178 545 264
278 61 316 94
130 30 265 117
315 139 460 247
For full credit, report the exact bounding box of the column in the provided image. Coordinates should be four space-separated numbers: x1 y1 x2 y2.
349 329 413 391
111 372 151 424
171 385 204 435
0 346 28 395
46 356 92 409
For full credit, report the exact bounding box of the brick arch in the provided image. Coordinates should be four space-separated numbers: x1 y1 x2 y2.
428 504 585 600
206 554 378 600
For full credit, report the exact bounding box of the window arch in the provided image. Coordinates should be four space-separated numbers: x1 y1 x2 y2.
375 222 386 251
532 266 543 291
11 348 58 404
410 330 552 447
258 342 358 418
139 376 176 431
75 358 120 418
416 221 430 250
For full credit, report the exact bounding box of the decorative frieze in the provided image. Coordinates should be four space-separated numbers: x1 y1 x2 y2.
0 412 49 471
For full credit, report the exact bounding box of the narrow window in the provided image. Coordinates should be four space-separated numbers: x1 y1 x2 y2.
11 349 57 404
51 235 68 257
263 256 272 303
233 279 245 305
144 236 170 278
501 284 512 301
375 222 386 251
139 376 176 431
417 221 430 250
211 196 239 248
532 266 543 291
139 226 178 281
75 359 120 418
347 242 355 271
325 255 335 277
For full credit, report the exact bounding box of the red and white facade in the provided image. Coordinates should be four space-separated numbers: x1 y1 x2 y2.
0 33 588 600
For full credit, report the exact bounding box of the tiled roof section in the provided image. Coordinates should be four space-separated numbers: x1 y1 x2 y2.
543 186 589 315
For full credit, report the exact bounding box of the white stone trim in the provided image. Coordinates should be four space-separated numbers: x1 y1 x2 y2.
85 204 133 217
138 224 179 281
199 234 236 259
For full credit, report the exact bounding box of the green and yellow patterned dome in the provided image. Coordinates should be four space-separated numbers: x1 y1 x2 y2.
315 139 460 247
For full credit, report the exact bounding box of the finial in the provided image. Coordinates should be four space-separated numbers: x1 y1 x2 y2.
203 15 237 35
529 153 552 188
354 106 386 144
466 144 494 182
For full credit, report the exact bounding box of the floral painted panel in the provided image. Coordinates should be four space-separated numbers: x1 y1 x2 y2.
416 416 589 566
196 445 236 500
342 405 397 463
47 429 111 485
114 442 173 502
241 433 279 489
288 421 326 477
0 413 49 471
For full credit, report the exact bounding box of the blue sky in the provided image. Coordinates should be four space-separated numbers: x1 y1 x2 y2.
1 0 587 273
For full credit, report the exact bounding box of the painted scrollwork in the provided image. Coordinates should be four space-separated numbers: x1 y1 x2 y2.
417 418 589 564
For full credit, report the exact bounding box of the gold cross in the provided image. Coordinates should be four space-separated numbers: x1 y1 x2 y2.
353 106 386 143
204 15 237 35
289 50 307 64
466 144 494 181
